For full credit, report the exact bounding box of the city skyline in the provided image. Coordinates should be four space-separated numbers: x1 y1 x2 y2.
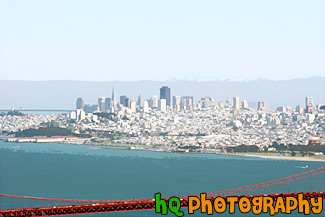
0 78 324 110
74 85 319 114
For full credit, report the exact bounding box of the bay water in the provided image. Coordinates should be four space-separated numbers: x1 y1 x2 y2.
0 140 323 216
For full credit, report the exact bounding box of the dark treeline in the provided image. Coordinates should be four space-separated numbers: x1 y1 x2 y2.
15 127 91 138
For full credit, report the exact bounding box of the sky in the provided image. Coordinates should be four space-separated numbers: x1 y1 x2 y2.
0 0 324 81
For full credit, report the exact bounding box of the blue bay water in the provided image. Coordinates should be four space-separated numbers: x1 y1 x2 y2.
0 140 323 216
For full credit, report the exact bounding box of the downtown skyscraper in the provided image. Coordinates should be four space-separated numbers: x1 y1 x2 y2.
76 98 84 109
112 86 117 110
160 86 171 106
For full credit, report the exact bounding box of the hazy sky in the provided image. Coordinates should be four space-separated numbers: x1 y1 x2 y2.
0 0 324 81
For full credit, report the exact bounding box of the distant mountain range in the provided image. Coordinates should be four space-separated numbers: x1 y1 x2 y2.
0 77 324 110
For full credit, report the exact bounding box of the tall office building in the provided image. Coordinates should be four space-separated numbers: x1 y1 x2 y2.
305 96 313 107
180 97 187 110
84 104 98 113
98 97 105 112
129 101 136 113
69 111 76 120
181 96 194 110
76 98 84 109
158 99 167 112
257 101 270 111
120 95 127 106
137 94 144 107
305 96 313 113
76 109 86 121
105 97 112 111
242 99 248 109
160 86 171 106
173 96 181 108
200 97 215 108
147 99 154 108
143 100 149 113
233 97 241 110
112 87 117 110
125 97 130 108
152 95 158 108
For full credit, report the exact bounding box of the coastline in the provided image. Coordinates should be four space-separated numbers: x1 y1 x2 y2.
219 153 325 162
3 139 324 162
83 143 325 162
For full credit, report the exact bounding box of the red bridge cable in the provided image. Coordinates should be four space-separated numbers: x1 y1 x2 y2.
208 170 325 197
0 166 324 203
178 166 324 198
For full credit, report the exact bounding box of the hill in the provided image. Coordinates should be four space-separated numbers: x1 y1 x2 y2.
15 127 89 138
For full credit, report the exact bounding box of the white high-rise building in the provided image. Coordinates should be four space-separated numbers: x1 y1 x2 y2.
129 101 136 113
98 97 105 112
79 109 86 121
152 95 158 108
233 97 241 110
242 99 248 109
76 109 85 121
158 99 166 112
143 100 149 113
69 111 76 120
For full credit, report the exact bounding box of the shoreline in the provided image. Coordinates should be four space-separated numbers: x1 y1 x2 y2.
3 139 325 162
83 143 325 162
219 153 325 162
